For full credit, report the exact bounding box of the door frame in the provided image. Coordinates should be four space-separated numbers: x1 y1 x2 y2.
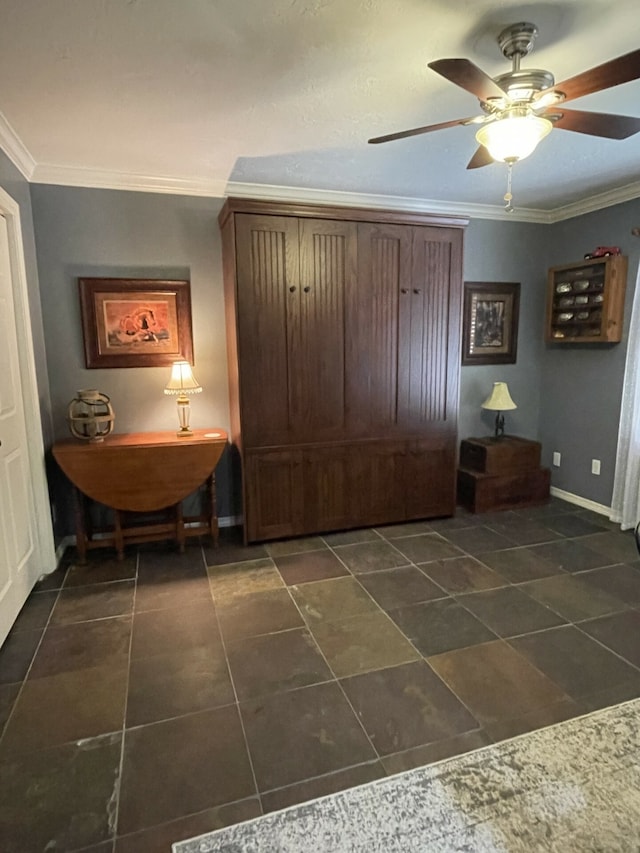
0 185 56 579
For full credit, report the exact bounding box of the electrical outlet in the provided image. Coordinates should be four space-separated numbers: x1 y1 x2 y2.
552 452 561 467
592 459 601 475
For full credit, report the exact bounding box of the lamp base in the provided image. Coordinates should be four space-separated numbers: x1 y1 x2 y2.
175 395 193 437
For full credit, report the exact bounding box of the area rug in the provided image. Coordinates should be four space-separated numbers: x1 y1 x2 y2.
173 698 640 852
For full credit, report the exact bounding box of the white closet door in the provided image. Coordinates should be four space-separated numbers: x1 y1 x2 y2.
0 209 54 646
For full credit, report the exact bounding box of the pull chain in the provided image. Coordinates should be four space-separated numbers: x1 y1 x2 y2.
504 160 515 213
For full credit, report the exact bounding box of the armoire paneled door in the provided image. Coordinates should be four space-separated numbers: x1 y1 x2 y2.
220 199 468 543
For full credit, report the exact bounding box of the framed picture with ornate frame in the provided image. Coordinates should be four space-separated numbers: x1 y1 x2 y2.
79 278 193 368
462 281 520 365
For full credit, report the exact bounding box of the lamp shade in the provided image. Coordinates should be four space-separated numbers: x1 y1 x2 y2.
164 361 202 395
481 382 517 411
476 114 552 162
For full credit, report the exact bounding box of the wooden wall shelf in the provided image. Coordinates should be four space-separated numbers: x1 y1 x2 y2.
545 255 627 344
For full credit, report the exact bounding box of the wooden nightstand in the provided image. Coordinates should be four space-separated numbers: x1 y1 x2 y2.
457 435 550 513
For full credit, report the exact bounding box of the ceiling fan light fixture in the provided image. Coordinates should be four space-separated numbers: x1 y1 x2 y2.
475 113 552 162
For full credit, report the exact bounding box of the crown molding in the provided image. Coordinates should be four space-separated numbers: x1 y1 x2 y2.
6 151 638 223
545 180 640 222
0 111 36 180
31 163 228 197
224 181 553 223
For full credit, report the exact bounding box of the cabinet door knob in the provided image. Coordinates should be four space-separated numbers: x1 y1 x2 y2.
413 288 421 294
289 285 297 293
303 286 311 293
400 288 409 294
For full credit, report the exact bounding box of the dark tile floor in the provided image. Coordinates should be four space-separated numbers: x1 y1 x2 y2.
2 498 640 852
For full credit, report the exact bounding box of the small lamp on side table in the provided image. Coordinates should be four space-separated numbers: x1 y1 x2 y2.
164 361 202 437
481 381 517 439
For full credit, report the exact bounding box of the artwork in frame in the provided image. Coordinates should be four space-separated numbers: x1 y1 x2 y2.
78 278 193 368
462 281 520 366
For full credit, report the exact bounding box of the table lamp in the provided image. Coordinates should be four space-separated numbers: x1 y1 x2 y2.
481 381 517 439
164 361 202 436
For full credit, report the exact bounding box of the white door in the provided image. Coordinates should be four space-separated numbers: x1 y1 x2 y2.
0 197 55 647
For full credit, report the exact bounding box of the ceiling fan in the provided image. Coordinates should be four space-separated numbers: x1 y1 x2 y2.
368 22 640 179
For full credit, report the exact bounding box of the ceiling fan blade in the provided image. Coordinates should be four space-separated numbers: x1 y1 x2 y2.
428 58 506 102
545 107 640 139
540 48 640 104
368 116 478 144
466 146 494 169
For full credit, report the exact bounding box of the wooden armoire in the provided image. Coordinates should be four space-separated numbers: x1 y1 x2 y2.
219 198 468 542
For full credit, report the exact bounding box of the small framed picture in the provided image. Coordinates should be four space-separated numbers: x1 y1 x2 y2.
462 281 520 365
78 278 193 368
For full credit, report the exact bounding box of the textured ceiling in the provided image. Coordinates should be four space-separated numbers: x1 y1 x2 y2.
1 0 639 215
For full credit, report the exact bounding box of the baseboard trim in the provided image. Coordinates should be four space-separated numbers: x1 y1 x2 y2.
550 486 611 517
54 536 74 567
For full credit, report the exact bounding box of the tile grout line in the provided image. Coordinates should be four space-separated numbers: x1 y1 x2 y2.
314 533 490 761
212 540 381 814
277 570 386 785
434 529 640 708
268 539 446 775
205 554 264 818
109 546 140 851
0 561 70 752
382 532 578 735
571 619 640 676
256 757 384 806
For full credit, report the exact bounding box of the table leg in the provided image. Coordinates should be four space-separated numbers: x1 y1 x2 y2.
176 502 186 552
208 473 219 546
114 510 125 560
73 486 88 564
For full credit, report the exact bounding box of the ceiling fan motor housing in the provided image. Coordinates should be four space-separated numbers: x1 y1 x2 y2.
497 22 538 62
489 23 556 108
491 69 556 106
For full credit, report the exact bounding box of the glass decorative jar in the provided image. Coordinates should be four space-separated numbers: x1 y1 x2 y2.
67 390 115 442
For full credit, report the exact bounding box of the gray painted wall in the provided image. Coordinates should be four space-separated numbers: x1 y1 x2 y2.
0 151 53 445
460 218 549 443
538 198 640 506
